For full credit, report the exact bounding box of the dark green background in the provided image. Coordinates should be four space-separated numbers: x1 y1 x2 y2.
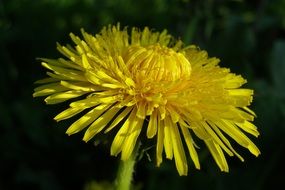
1 0 285 189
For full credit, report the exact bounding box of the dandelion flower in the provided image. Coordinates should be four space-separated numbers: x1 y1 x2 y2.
33 24 260 176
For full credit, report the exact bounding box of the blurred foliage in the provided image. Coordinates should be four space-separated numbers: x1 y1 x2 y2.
0 0 285 190
84 180 142 190
84 181 114 190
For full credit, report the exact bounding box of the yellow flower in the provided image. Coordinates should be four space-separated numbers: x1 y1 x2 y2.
33 24 260 176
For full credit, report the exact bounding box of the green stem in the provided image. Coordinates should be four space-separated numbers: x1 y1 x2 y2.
115 144 140 190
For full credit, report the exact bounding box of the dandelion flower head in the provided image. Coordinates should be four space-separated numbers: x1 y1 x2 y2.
33 24 260 176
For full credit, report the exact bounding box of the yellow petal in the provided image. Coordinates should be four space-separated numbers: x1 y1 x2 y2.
33 83 67 97
82 54 92 69
56 43 79 61
236 121 259 137
147 109 158 138
110 108 136 156
116 56 132 77
242 106 256 117
83 106 121 142
205 140 229 172
217 120 260 156
66 105 109 135
54 107 85 121
34 77 59 84
156 117 164 167
170 123 188 176
163 117 173 160
60 81 96 91
180 125 200 169
70 97 100 108
121 117 144 160
42 62 86 81
228 89 253 96
208 121 244 161
40 58 83 70
201 121 234 157
167 106 180 123
44 90 87 104
104 106 133 133
191 122 211 140
136 101 146 119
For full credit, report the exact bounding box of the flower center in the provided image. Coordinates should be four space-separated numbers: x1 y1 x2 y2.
123 44 191 82
120 44 192 117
